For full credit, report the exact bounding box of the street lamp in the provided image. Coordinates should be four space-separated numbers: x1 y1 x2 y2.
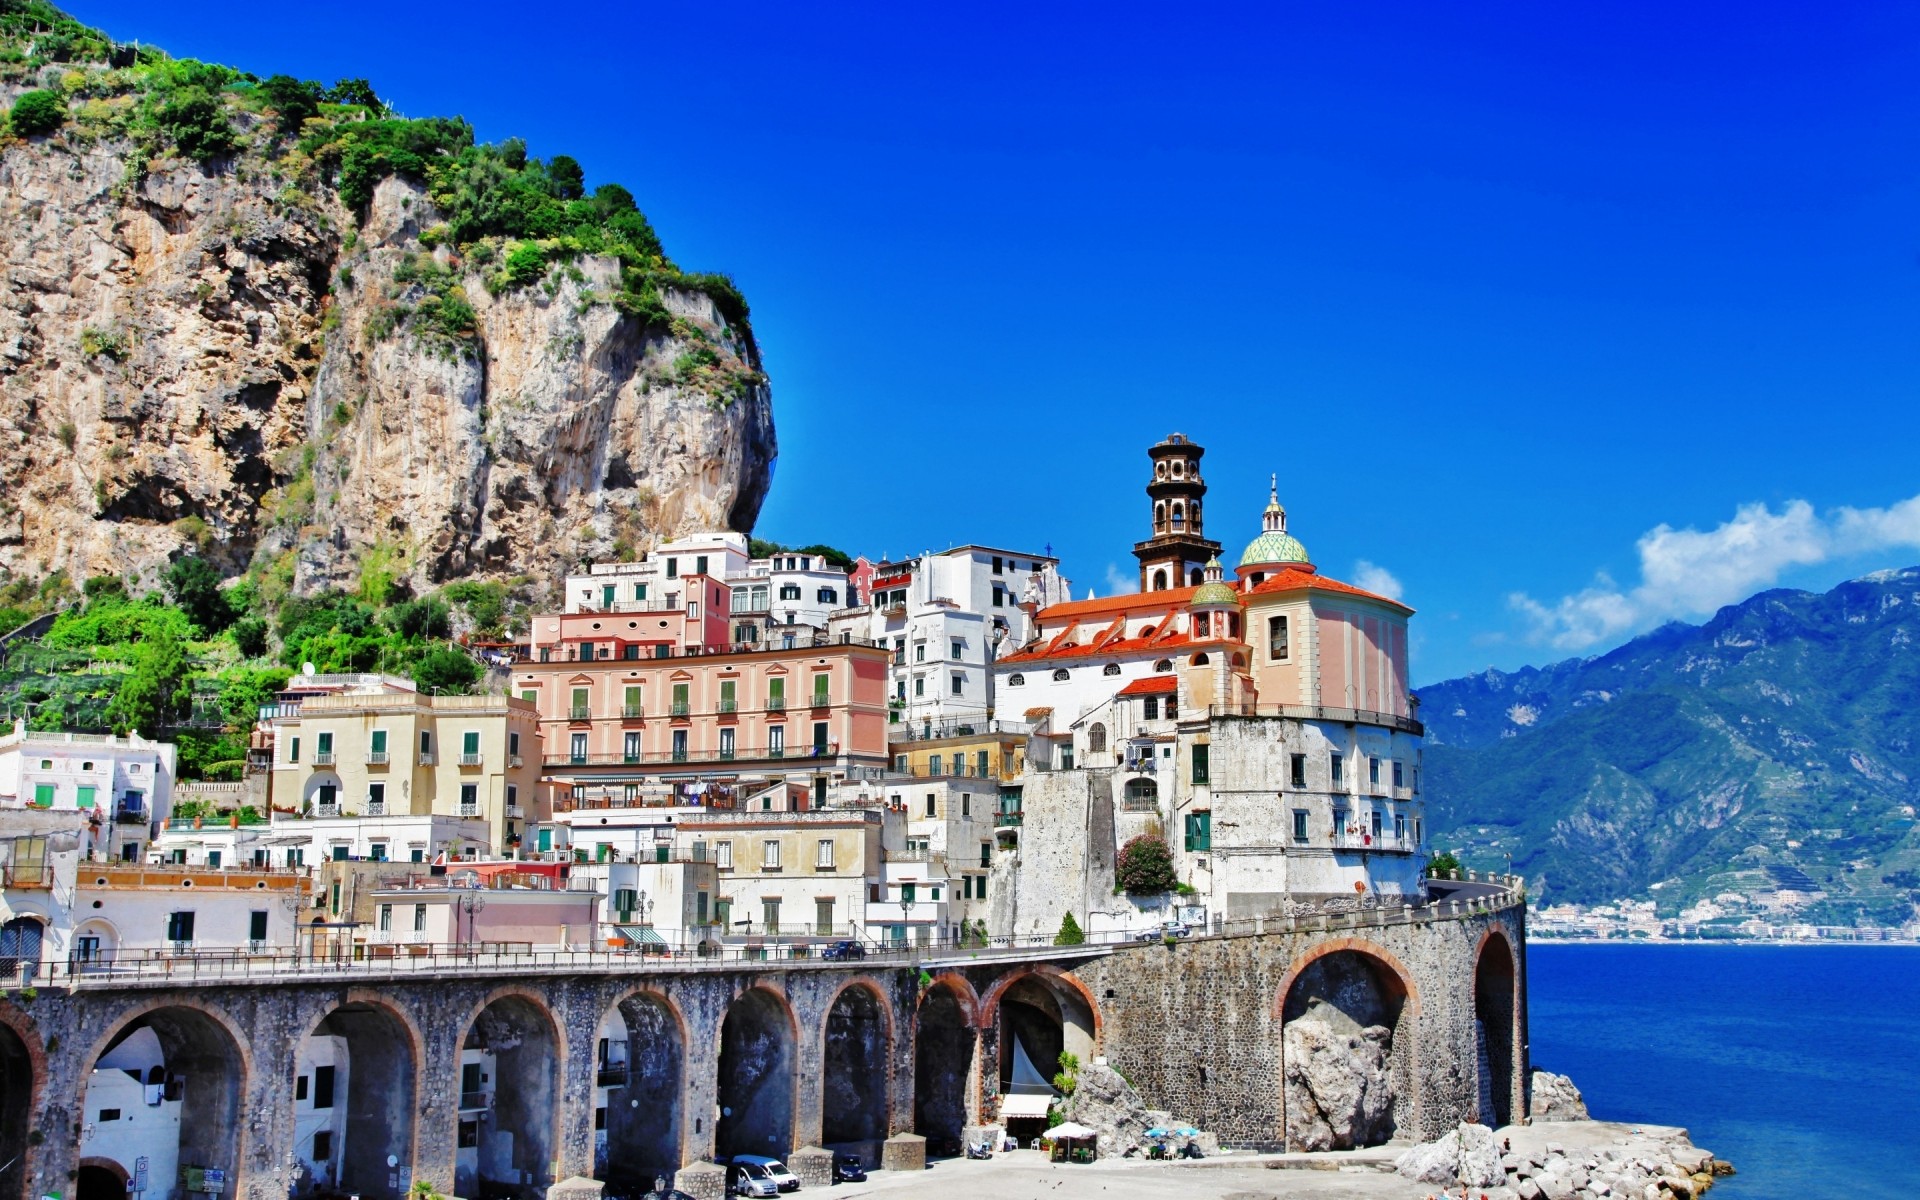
456 891 487 945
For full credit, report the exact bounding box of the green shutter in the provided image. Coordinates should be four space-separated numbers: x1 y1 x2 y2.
75 785 96 809
463 730 480 755
370 729 388 754
32 783 54 807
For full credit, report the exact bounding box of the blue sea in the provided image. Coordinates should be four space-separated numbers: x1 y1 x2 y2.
1528 944 1920 1200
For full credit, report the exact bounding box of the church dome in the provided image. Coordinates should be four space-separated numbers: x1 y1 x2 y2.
1238 482 1310 568
1189 557 1240 607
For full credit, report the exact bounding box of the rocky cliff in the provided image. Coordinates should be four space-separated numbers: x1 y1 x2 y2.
0 23 774 602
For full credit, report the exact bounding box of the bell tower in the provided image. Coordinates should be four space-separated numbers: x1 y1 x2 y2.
1132 432 1223 592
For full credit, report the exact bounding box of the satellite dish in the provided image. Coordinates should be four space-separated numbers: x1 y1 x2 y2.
302 662 316 676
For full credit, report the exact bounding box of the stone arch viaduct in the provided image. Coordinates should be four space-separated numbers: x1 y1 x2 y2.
0 886 1525 1200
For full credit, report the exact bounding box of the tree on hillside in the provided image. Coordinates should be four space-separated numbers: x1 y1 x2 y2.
1116 834 1178 894
165 555 235 634
1053 911 1085 946
107 627 191 736
413 646 481 694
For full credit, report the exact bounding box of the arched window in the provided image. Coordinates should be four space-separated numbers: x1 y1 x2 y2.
1154 501 1166 531
1007 673 1025 687
1191 499 1202 531
1171 501 1185 528
1156 460 1168 479
1102 663 1121 676
1088 723 1107 753
1195 612 1210 637
1192 652 1211 666
1153 659 1173 673
1172 460 1185 478
1051 668 1070 682
1188 567 1204 586
1153 569 1168 591
1124 777 1158 806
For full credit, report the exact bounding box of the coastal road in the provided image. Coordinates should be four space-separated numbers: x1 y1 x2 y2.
825 1148 1436 1200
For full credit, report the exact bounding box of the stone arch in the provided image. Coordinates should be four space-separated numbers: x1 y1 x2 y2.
455 990 562 1199
1274 939 1421 1150
1474 925 1521 1128
982 967 1101 1134
1152 569 1168 591
914 975 979 1151
80 1001 250 1195
821 978 894 1160
296 995 421 1200
0 1008 42 1200
717 984 800 1158
1154 501 1166 531
1189 567 1204 586
600 986 689 1188
75 1158 129 1200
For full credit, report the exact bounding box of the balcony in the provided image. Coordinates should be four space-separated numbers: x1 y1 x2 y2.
367 752 390 766
507 804 524 819
114 805 149 825
459 753 483 767
622 705 645 719
316 804 341 819
418 752 436 766
995 811 1023 828
669 702 691 717
809 694 830 709
570 706 592 721
718 699 738 713
509 755 524 768
459 1091 491 1113
313 752 336 766
544 744 838 769
459 804 480 818
766 696 787 712
596 1062 629 1087
367 801 386 816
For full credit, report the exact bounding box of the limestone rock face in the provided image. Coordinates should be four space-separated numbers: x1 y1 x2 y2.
1065 1061 1155 1154
1282 1015 1395 1150
1530 1070 1591 1122
1395 1122 1504 1188
0 133 774 596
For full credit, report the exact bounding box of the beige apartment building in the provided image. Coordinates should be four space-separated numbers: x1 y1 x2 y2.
268 690 545 855
671 807 884 946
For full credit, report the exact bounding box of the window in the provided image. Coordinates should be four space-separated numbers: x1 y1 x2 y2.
368 782 386 810
1292 810 1310 843
671 729 688 760
570 732 589 764
813 722 829 752
1008 673 1024 686
1153 659 1172 673
369 840 388 862
992 555 1003 573
1393 760 1405 789
763 839 781 869
1331 753 1345 788
914 677 925 697
768 676 786 708
928 754 943 775
1183 811 1211 851
288 736 300 764
951 638 966 659
75 784 96 809
1269 615 1290 661
779 584 801 600
317 783 337 807
1394 813 1406 840
696 555 709 576
1051 668 1070 682
1371 810 1384 838
414 904 427 932
459 783 477 811
1143 695 1160 719
719 727 735 759
815 897 835 934
716 841 734 869
925 792 938 817
1103 662 1121 676
1088 723 1107 753
816 838 835 869
671 683 689 715
951 673 964 696
1290 753 1306 789
993 587 1005 608
666 558 678 579
297 1076 309 1101
313 1064 336 1109
813 674 830 703
761 897 782 931
316 731 334 759
768 725 785 756
1191 744 1210 784
249 910 268 942
818 587 837 604
719 679 736 711
379 904 393 931
1369 756 1381 788
166 911 195 944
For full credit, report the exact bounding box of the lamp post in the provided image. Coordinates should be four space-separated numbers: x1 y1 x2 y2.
457 890 487 947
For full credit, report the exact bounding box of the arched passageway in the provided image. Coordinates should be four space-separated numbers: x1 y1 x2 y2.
75 1164 127 1200
600 991 685 1190
0 1022 33 1200
821 983 890 1162
1475 932 1518 1128
716 987 796 1159
994 974 1096 1143
456 995 559 1200
1280 949 1414 1150
913 981 975 1153
79 1007 245 1196
296 1002 416 1199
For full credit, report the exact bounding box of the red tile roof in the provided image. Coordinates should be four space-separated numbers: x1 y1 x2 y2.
1116 675 1179 696
1034 585 1199 620
1245 566 1413 614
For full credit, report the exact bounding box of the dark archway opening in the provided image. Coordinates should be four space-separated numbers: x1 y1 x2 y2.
822 985 889 1163
603 993 685 1191
1281 951 1411 1150
913 984 973 1155
1475 934 1517 1129
717 988 796 1159
0 1023 32 1200
299 1003 416 1200
81 1007 244 1192
76 1165 127 1200
457 996 559 1200
995 976 1095 1144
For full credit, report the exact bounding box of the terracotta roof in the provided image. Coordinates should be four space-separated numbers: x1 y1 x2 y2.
1116 676 1179 697
1034 585 1199 620
1023 707 1053 719
1245 566 1413 614
999 629 1193 665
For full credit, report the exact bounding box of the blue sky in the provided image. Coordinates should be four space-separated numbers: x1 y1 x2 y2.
74 1 1920 682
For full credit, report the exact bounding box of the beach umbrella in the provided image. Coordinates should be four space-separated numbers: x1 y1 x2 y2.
1144 1127 1171 1139
1044 1122 1097 1140
1173 1127 1199 1137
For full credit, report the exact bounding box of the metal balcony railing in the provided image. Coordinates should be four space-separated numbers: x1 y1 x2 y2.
459 804 480 818
367 801 386 817
459 753 483 766
1210 703 1424 737
766 696 787 711
718 699 738 713
316 804 340 819
313 752 335 766
995 812 1023 828
570 706 592 721
367 752 389 766
622 705 645 718
547 744 841 768
418 752 436 766
459 1091 491 1112
670 702 690 717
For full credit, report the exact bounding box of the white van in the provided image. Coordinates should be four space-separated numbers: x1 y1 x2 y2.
726 1160 780 1199
732 1155 800 1193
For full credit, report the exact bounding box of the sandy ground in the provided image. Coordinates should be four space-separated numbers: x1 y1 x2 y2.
824 1146 1439 1200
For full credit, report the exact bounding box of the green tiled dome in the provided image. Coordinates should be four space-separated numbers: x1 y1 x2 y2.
1191 579 1240 607
1238 529 1310 568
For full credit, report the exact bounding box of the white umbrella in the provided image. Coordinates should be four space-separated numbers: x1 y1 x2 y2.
1043 1122 1097 1140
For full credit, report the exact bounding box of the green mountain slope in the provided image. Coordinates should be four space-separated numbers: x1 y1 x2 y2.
1421 568 1920 924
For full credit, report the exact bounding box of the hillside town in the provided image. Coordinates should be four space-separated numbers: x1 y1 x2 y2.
0 435 1432 982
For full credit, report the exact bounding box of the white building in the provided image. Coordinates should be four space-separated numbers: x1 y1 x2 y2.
0 723 176 861
260 813 494 870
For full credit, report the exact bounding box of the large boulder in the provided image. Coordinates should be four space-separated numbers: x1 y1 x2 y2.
1064 1061 1154 1154
1283 1013 1395 1149
1529 1071 1590 1122
1395 1122 1504 1188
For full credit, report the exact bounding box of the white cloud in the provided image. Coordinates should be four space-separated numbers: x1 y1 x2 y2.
1352 559 1405 601
1510 493 1920 651
1104 563 1139 596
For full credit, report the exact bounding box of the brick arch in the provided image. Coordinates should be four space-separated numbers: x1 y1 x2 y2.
823 975 897 1049
1473 922 1523 1127
79 995 256 1083
298 989 427 1193
979 964 1104 1046
600 983 694 1184
603 983 694 1052
1474 921 1520 974
1272 937 1423 1147
78 998 253 1190
455 986 567 1194
917 970 982 1029
0 1003 46 1197
821 976 897 1150
717 981 803 1157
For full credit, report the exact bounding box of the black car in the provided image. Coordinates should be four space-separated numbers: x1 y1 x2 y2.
832 1155 867 1184
821 940 866 961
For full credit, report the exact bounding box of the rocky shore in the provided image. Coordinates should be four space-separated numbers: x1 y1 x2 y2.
1396 1118 1732 1200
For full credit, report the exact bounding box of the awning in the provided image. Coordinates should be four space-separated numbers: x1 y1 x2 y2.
999 1093 1053 1119
615 925 667 945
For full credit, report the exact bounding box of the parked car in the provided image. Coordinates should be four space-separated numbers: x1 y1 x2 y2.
821 940 866 961
726 1161 780 1199
732 1155 800 1193
832 1155 867 1184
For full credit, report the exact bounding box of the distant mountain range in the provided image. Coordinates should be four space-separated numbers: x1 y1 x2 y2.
1419 568 1920 925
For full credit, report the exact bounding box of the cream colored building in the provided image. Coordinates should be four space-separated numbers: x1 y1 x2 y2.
671 808 883 947
268 689 544 856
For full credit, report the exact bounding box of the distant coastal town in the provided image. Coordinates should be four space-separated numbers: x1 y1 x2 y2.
1530 897 1919 943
